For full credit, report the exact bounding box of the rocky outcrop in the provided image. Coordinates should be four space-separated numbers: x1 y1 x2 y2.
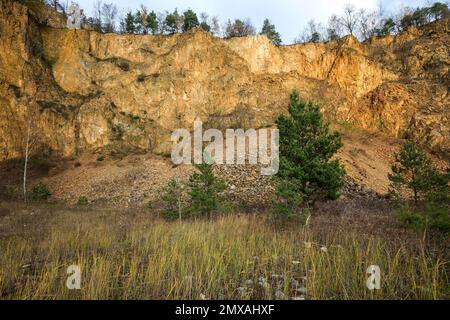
0 0 449 162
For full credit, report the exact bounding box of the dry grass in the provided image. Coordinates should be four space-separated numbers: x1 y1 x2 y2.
0 203 448 300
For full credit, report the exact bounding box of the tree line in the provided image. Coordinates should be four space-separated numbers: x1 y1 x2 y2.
295 2 449 43
16 1 449 44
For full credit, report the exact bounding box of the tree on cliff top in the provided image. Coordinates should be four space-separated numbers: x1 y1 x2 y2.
165 9 182 34
260 18 282 46
182 9 199 32
224 19 256 38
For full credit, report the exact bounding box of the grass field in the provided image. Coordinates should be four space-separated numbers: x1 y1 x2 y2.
0 203 448 300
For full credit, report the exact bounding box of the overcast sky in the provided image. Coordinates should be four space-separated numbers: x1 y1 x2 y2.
75 0 432 43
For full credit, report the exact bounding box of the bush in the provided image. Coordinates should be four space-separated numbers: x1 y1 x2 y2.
271 180 311 227
31 183 51 202
77 196 89 205
395 202 450 233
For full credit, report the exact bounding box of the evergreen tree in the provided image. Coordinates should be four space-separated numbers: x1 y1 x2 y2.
188 162 226 219
147 10 159 34
375 18 396 36
182 9 200 32
165 9 182 33
260 18 282 45
275 91 345 203
121 11 136 34
429 2 449 20
389 141 449 204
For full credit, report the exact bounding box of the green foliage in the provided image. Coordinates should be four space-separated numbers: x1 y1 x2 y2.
161 178 184 220
260 19 282 46
225 19 256 38
388 141 448 204
429 2 449 20
389 141 449 233
122 12 136 34
271 180 310 227
188 162 226 218
376 18 396 36
165 9 181 34
400 2 449 30
31 183 51 202
182 9 199 32
310 32 321 43
395 203 450 234
77 196 89 205
146 11 159 34
200 22 211 32
275 91 345 203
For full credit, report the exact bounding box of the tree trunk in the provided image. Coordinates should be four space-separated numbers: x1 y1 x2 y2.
23 117 31 203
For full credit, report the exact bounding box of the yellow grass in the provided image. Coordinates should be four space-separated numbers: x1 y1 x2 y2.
0 206 447 300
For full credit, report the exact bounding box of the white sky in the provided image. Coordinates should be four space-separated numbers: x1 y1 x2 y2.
75 0 433 43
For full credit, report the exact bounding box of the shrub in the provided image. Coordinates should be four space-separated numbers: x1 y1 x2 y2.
188 162 226 219
395 202 450 234
271 180 311 227
31 183 51 202
77 196 89 205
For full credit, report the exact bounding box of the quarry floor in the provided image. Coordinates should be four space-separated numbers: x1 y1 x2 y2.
0 126 448 209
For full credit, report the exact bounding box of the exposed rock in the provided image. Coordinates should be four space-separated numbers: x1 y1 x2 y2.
0 0 449 165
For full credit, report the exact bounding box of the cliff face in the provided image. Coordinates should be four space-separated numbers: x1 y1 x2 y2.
0 0 449 161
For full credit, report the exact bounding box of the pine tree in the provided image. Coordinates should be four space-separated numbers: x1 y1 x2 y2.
147 10 159 34
389 141 448 204
188 162 226 219
121 11 136 34
275 91 345 203
260 18 282 45
165 9 182 34
182 9 199 32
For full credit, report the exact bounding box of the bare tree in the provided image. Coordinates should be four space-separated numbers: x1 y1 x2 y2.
210 16 221 36
156 11 167 34
295 19 324 43
22 98 40 203
91 0 103 32
101 2 118 33
326 14 343 41
358 8 381 41
339 4 360 36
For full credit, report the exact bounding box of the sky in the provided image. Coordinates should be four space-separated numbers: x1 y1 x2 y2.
75 0 433 43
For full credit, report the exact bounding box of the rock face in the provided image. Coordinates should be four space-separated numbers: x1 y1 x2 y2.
0 0 449 162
